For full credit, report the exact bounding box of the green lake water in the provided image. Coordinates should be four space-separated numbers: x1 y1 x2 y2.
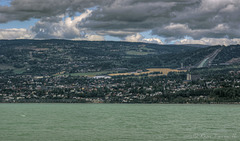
0 104 240 141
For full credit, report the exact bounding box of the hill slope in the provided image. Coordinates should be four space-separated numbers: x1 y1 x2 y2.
0 40 239 76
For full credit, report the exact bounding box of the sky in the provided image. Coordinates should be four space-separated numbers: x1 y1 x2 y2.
1 0 240 45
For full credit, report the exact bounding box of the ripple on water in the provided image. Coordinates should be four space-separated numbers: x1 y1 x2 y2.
0 104 240 141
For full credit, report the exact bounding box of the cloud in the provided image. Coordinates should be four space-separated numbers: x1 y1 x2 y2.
153 23 234 41
0 0 111 23
155 0 240 40
85 34 104 41
176 38 240 46
124 33 163 44
143 38 163 44
125 33 143 42
1 0 240 44
81 0 199 38
0 28 34 39
73 34 104 41
81 0 240 40
0 8 104 41
31 9 93 39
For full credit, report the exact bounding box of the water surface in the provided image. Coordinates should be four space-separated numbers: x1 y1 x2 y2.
0 104 239 141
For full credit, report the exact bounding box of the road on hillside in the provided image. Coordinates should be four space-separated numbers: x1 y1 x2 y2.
197 48 223 68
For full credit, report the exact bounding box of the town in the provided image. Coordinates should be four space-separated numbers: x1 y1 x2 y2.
1 40 240 103
1 66 240 103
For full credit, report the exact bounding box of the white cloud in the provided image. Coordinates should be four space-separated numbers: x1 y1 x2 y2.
1 0 240 45
124 33 163 44
85 34 104 41
125 33 143 42
31 9 93 39
0 9 104 41
0 9 103 41
0 28 34 39
143 38 163 44
176 38 240 46
73 34 104 41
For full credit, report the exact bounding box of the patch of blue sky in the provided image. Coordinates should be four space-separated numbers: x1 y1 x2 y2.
88 6 98 11
0 19 39 29
75 12 82 17
69 12 82 20
0 0 12 6
141 30 166 43
105 35 121 41
170 36 193 44
184 36 193 40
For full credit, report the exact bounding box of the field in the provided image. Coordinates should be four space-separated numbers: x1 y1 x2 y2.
65 71 112 77
126 51 153 55
0 65 26 74
108 68 187 76
0 64 15 70
126 46 155 56
53 68 186 77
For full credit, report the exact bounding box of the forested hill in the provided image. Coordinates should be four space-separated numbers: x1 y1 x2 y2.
0 39 201 56
0 39 239 76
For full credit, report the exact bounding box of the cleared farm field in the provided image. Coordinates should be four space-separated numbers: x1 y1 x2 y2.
108 68 187 76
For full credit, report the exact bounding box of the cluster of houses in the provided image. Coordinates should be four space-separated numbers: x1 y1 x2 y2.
1 70 240 103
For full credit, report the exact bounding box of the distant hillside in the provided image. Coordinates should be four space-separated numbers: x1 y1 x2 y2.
0 40 239 76
0 40 198 75
125 45 222 69
213 45 240 65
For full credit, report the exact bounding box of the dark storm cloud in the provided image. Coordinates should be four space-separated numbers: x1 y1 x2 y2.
0 0 112 23
1 0 240 40
80 0 240 40
81 0 201 37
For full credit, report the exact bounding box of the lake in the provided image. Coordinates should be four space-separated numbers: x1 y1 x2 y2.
0 104 240 141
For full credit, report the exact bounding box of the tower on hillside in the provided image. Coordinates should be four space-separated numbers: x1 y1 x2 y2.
29 51 33 59
187 73 192 81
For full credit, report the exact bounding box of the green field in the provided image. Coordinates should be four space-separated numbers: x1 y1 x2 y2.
126 51 154 55
0 64 15 70
68 71 112 77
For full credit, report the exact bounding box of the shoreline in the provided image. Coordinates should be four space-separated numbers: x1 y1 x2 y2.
1 102 240 104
